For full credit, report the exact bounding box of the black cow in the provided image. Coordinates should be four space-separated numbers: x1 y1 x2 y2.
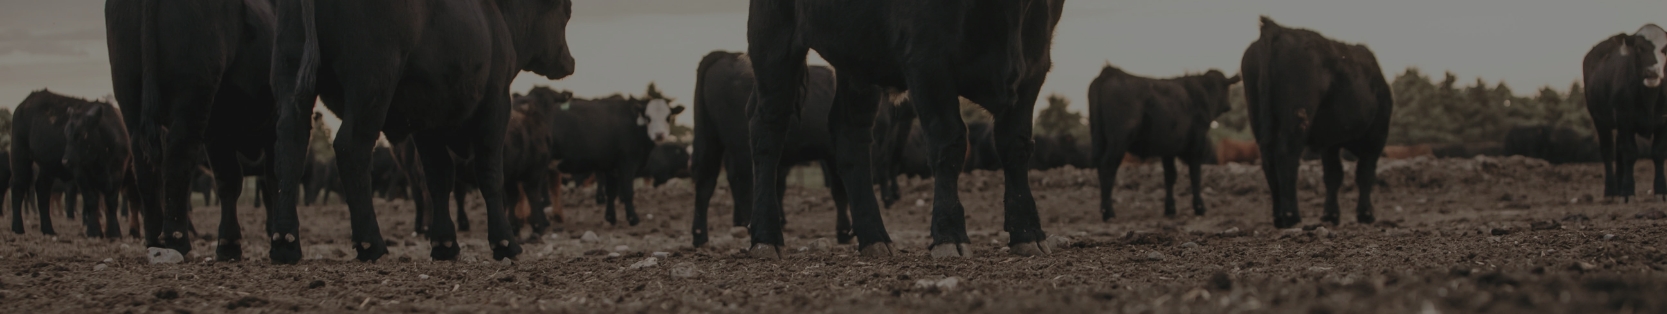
541 90 681 227
106 0 281 262
0 152 9 219
691 51 879 246
1088 66 1239 220
1242 17 1394 228
9 91 128 238
269 0 576 262
1503 126 1601 164
1583 24 1666 200
641 142 691 187
745 0 1064 258
502 88 565 237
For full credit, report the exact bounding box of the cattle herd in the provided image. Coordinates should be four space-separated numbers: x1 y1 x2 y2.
2 1 1665 270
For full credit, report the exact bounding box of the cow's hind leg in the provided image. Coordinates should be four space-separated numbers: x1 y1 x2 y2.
414 136 459 260
822 161 854 244
102 185 121 239
1161 156 1179 217
1652 129 1667 200
462 93 520 261
990 75 1050 256
34 173 56 235
1350 142 1383 224
1319 146 1344 225
10 145 34 234
79 183 103 238
689 125 726 247
207 147 246 261
1596 128 1618 197
1186 150 1208 216
1097 141 1130 221
1618 130 1640 201
828 77 894 256
613 165 641 226
454 176 471 232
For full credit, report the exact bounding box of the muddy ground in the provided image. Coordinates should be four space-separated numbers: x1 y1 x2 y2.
3 156 1667 313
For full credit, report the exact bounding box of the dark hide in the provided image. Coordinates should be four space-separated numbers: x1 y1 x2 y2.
745 0 1065 257
10 91 129 238
1241 17 1394 228
1582 24 1667 200
503 88 566 237
270 0 576 262
106 0 280 262
1503 126 1602 164
1088 66 1239 220
540 91 680 227
641 142 691 187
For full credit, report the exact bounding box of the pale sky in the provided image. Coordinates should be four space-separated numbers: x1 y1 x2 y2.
2 0 1663 132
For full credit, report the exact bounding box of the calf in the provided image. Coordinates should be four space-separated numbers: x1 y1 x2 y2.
1088 66 1239 220
1583 24 1666 200
269 0 576 262
689 51 871 246
542 90 680 227
1242 17 1394 228
9 91 127 238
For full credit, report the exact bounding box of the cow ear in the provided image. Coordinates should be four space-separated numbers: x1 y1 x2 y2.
1226 74 1242 85
671 105 685 115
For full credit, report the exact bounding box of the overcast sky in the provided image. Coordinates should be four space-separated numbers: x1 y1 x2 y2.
2 0 1663 131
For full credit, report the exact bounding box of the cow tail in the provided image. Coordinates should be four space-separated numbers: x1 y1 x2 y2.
1086 73 1105 164
136 0 162 146
1254 24 1279 155
293 0 320 102
693 51 729 121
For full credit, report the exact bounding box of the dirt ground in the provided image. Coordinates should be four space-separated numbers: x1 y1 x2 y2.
3 156 1667 313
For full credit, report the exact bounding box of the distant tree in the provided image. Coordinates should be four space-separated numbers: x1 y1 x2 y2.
1033 93 1088 140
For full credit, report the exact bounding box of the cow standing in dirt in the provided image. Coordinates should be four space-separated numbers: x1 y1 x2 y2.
1583 24 1666 201
1088 66 1239 220
1241 17 1394 228
106 0 282 262
9 91 129 238
269 0 576 262
541 91 681 227
746 0 1065 258
502 88 566 237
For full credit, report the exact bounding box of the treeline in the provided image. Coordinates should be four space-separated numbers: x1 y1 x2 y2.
1203 67 1591 146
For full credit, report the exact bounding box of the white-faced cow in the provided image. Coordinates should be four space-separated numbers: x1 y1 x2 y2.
745 0 1065 258
1241 17 1394 228
531 89 681 228
1584 24 1666 201
1088 66 1239 220
269 0 576 263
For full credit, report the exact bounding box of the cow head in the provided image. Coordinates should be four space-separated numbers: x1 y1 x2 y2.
500 0 576 80
635 98 684 143
62 105 114 167
1636 24 1666 87
1185 69 1241 119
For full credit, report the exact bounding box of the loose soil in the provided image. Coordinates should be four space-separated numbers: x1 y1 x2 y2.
3 156 1666 313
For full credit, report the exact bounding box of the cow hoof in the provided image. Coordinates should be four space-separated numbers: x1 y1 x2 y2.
692 234 709 247
355 241 388 262
269 241 301 265
749 243 782 259
836 232 854 245
491 241 522 261
1100 209 1115 222
430 244 461 261
216 242 243 262
930 243 971 258
1320 215 1340 225
604 213 618 226
1357 214 1376 224
859 242 894 257
1009 241 1051 256
627 214 641 226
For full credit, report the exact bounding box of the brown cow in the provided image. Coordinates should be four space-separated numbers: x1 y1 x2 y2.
1381 145 1433 159
1215 139 1261 164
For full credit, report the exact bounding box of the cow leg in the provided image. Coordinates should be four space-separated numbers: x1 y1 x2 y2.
79 182 103 238
507 181 524 235
828 79 895 256
1350 144 1383 224
524 174 551 236
723 153 754 228
1654 129 1667 200
548 170 565 224
904 83 973 258
320 90 398 262
462 93 520 261
1187 151 1208 216
990 76 1050 256
1161 156 1179 217
10 142 34 234
822 161 853 244
34 172 56 235
103 187 121 239
614 165 641 226
1596 128 1618 197
776 165 791 225
742 5 812 258
1319 147 1344 224
690 123 726 247
1618 130 1640 201
407 137 457 260
601 172 619 225
206 148 245 261
64 185 75 220
454 175 471 232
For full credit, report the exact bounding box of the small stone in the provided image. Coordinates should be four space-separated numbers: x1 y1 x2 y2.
729 226 748 239
1180 242 1199 248
1603 234 1616 241
606 252 621 258
1047 236 1073 249
1146 251 1167 261
630 257 659 269
915 199 927 207
93 264 108 271
546 233 563 240
101 258 114 264
203 257 214 263
581 231 601 243
614 245 630 252
935 277 961 290
419 274 430 280
1221 227 1242 237
670 262 698 278
1395 205 1404 212
147 247 184 264
1314 227 1332 238
652 251 671 258
798 246 810 252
